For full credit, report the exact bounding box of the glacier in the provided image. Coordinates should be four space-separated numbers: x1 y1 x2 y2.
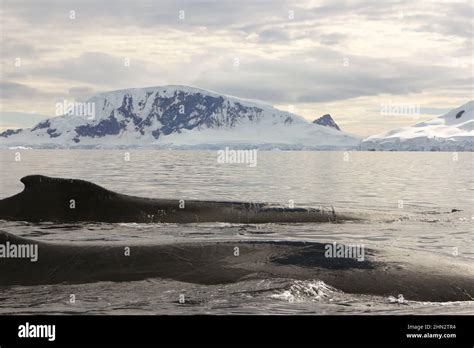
360 101 473 151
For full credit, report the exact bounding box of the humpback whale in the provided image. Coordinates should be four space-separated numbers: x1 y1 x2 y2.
0 175 379 223
0 231 472 302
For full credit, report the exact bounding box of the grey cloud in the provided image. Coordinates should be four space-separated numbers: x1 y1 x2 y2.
3 0 471 40
410 2 473 39
68 86 96 101
35 52 151 86
0 38 38 58
0 0 471 121
194 50 468 104
0 81 45 99
258 29 293 43
1 0 296 28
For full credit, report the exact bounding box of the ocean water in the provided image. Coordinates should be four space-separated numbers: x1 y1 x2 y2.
0 149 473 314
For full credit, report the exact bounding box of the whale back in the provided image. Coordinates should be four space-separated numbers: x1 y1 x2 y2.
0 230 473 301
0 175 391 223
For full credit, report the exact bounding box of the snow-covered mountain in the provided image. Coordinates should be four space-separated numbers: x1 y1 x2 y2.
360 101 474 151
313 114 341 131
0 85 360 150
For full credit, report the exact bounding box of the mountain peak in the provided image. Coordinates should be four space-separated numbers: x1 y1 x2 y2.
312 114 341 131
0 85 360 150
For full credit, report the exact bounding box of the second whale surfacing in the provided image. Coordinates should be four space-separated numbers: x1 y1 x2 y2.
0 175 381 223
0 231 473 302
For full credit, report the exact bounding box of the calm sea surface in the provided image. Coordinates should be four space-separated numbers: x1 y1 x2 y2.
0 150 473 314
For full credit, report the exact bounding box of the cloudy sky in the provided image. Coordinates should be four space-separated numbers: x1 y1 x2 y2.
0 0 472 135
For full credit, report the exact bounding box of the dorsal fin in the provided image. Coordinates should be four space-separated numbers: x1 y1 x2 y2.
20 175 114 196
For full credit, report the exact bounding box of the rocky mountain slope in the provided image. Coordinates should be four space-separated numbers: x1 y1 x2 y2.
313 114 341 131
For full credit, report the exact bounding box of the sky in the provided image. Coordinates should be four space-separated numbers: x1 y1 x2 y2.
0 0 472 136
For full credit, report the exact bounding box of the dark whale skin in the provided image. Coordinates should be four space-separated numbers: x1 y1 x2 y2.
0 231 473 302
0 175 365 223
